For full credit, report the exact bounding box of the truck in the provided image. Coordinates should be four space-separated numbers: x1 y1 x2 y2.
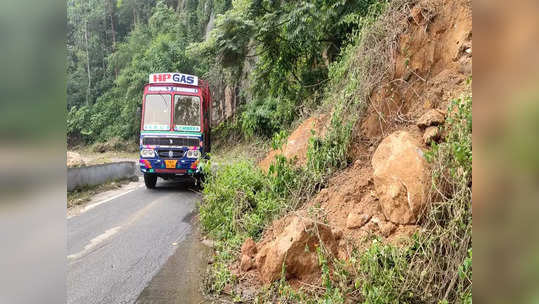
138 73 211 189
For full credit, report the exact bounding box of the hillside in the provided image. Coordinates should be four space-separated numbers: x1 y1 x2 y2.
199 0 472 302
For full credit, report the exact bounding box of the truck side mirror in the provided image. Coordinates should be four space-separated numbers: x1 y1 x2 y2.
136 105 141 117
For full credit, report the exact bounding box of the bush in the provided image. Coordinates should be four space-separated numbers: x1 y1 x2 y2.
240 96 296 138
200 159 284 241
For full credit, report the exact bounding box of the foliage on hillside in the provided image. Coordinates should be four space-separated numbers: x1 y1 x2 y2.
67 0 382 145
199 0 472 302
67 0 230 144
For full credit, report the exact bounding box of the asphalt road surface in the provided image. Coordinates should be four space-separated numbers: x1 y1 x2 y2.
67 178 203 304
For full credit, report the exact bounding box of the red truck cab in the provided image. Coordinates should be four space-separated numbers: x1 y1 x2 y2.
139 73 211 189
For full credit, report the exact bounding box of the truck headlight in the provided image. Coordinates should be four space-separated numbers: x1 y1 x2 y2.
186 150 201 159
140 149 155 158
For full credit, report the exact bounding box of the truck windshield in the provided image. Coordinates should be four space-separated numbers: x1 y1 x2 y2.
143 94 171 131
174 95 201 132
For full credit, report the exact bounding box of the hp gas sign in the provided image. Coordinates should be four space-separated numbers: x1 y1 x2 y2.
149 73 199 86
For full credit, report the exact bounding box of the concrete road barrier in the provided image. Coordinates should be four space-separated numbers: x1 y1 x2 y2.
67 161 137 191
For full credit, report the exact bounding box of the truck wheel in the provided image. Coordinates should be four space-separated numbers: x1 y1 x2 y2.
144 174 157 189
194 173 204 190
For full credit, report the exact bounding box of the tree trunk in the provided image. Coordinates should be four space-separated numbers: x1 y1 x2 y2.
107 0 118 79
84 21 92 106
132 1 137 26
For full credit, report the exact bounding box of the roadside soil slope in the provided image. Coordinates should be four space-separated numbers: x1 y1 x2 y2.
239 0 471 288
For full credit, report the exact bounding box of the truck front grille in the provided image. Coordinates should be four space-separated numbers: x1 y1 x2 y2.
143 137 200 147
157 150 185 159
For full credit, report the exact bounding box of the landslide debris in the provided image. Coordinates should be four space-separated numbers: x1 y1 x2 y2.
253 216 338 283
232 0 471 293
372 130 430 224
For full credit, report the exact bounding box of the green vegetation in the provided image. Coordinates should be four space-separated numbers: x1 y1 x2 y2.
198 0 472 302
68 0 226 144
199 0 394 300
67 0 384 145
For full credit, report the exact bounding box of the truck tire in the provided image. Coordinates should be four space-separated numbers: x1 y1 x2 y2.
144 174 157 189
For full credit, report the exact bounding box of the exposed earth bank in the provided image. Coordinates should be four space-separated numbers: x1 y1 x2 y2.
232 0 471 290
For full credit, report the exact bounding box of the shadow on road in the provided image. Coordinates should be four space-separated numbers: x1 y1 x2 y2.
151 177 201 193
135 222 210 304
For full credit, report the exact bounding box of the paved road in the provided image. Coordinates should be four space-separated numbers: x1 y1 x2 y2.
67 179 201 304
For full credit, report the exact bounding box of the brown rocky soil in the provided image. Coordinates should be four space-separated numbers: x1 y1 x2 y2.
355 0 471 151
234 0 471 289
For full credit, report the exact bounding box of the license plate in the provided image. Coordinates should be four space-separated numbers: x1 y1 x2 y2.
165 160 177 169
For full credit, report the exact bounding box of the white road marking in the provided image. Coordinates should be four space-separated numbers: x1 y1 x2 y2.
68 198 161 261
68 226 121 260
67 183 145 219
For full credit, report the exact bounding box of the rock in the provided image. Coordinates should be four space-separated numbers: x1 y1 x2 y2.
240 254 254 272
241 238 257 258
201 238 215 248
346 213 371 229
372 131 430 224
364 221 378 232
423 126 440 145
67 151 85 167
378 221 397 237
417 109 445 129
371 216 382 225
258 115 328 171
358 193 381 215
240 286 257 301
254 216 338 283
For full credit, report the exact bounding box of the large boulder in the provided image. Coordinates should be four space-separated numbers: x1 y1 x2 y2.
372 131 430 224
254 216 338 283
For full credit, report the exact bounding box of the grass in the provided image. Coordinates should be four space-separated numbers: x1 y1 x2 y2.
210 137 271 165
